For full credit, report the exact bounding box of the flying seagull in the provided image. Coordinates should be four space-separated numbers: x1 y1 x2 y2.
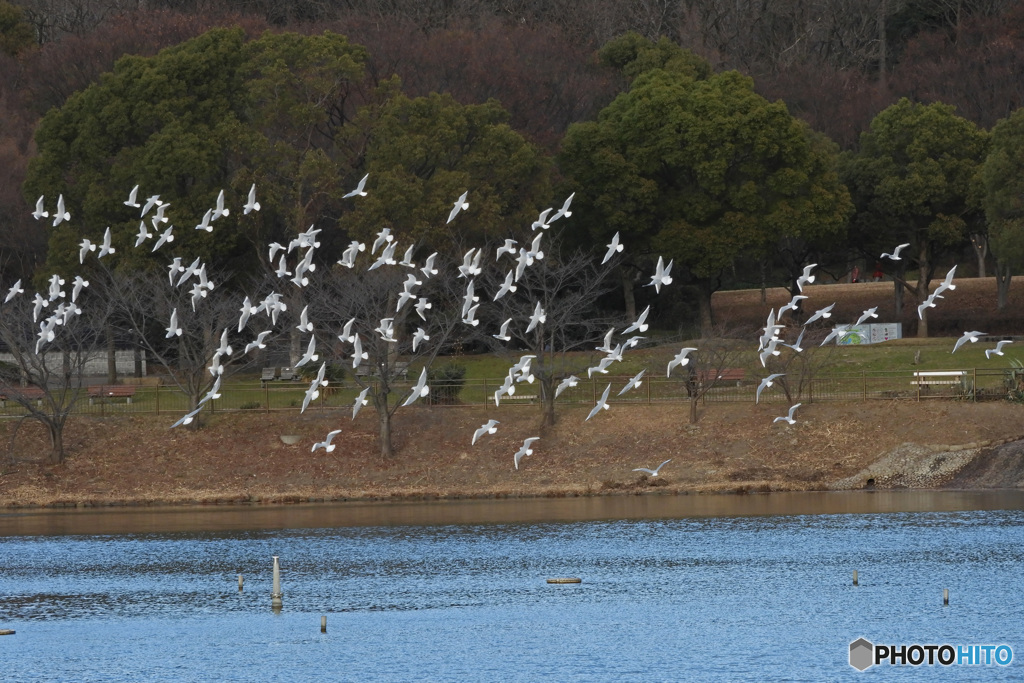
623 305 650 335
472 419 499 445
755 374 784 403
4 279 23 304
343 173 368 199
165 308 182 338
934 265 957 296
667 347 698 377
211 189 230 221
552 192 574 221
795 263 817 291
986 340 1012 359
52 194 70 227
447 191 469 223
952 331 985 354
647 256 673 293
352 387 370 419
881 243 910 260
555 375 579 399
514 437 539 470
853 307 878 326
633 459 671 477
402 367 430 407
312 430 342 453
525 302 546 334
493 318 512 342
124 184 141 209
773 403 802 425
586 383 612 421
32 195 49 221
601 232 623 265
618 370 646 396
803 303 835 326
243 183 261 214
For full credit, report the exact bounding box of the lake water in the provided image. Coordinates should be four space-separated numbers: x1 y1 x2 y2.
1 492 1023 681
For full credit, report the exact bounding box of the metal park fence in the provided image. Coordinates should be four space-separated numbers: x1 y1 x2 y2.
0 366 1019 419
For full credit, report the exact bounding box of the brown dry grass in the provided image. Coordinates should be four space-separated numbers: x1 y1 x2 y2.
2 399 1022 508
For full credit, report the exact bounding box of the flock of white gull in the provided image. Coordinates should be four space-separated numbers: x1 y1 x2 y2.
17 179 1010 476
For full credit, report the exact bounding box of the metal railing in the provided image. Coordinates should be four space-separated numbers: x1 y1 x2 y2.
0 367 1017 419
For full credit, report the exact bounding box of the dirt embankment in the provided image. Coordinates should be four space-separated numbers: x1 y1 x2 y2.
1 398 1022 508
3 278 1024 508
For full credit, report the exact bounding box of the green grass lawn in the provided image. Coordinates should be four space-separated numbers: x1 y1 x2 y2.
3 334 1019 419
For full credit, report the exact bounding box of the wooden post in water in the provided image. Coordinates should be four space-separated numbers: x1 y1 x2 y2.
853 570 858 586
238 574 243 592
943 588 949 606
271 556 282 609
321 616 327 633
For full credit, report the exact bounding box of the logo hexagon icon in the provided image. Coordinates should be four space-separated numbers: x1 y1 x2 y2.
850 638 874 671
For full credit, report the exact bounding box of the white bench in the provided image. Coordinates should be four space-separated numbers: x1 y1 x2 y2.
912 370 966 387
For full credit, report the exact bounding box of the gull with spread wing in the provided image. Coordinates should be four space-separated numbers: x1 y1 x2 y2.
755 373 784 403
472 419 499 445
402 367 430 407
633 459 671 477
586 383 612 421
343 173 368 199
514 437 539 470
773 403 802 425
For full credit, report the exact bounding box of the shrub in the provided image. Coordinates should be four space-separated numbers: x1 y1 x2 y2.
239 401 261 410
426 362 466 404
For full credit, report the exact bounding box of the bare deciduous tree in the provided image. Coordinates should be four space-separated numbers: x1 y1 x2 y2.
0 280 109 463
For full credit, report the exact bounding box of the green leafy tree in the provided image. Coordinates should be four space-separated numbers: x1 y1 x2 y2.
24 28 368 281
840 98 989 335
340 87 551 255
560 35 712 319
981 107 1024 310
0 1 34 57
561 68 850 332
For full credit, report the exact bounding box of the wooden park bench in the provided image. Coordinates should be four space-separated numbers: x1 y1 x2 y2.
913 370 967 398
504 393 538 401
912 370 966 387
0 385 46 407
279 366 301 381
260 367 278 387
88 385 137 404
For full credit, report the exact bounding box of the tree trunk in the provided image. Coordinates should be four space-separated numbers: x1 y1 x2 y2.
378 409 393 458
289 327 301 369
996 261 1012 310
892 262 906 318
46 421 64 464
106 322 117 385
688 395 698 424
914 242 930 338
541 376 556 427
620 267 636 321
375 390 394 458
971 233 987 278
696 286 714 336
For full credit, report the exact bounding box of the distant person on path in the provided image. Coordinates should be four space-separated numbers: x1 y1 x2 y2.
873 262 883 282
851 266 860 283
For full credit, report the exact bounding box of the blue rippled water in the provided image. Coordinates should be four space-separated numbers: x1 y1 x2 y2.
1 500 1022 681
